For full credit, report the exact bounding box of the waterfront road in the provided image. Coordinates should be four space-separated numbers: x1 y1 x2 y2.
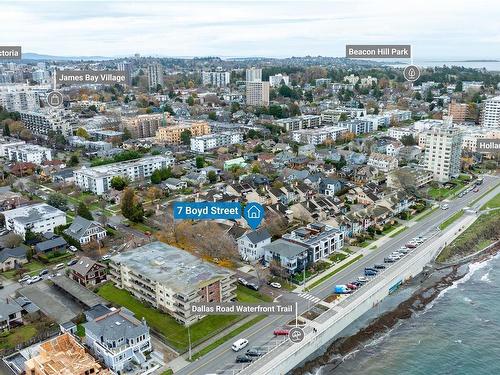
177 175 499 375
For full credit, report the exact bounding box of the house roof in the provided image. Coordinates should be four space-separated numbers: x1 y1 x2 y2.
262 239 308 259
70 256 105 276
84 308 148 342
0 246 27 263
242 228 271 244
35 236 67 252
0 301 22 320
64 216 103 241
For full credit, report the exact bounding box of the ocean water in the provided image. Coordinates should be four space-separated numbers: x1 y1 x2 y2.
320 254 500 375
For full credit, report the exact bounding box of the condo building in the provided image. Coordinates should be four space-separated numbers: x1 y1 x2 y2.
190 131 243 153
3 203 66 238
20 109 76 137
202 68 231 87
5 144 52 165
291 126 347 145
74 155 174 195
122 113 164 138
245 81 270 107
147 63 163 91
155 121 210 144
275 115 322 132
423 125 463 182
0 84 40 112
109 241 237 326
481 95 500 127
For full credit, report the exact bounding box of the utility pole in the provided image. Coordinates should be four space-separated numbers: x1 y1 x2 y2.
188 325 192 360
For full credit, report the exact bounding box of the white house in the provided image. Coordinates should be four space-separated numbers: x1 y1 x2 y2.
84 308 151 373
3 203 66 238
237 228 271 261
367 153 398 173
64 216 107 245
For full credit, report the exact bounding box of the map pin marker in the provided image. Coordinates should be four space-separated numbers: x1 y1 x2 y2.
243 202 264 230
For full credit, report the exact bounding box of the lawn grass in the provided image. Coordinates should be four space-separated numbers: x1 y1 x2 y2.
480 192 500 211
267 276 295 291
308 254 363 289
415 206 438 221
389 226 407 237
190 316 266 361
236 285 273 303
439 210 464 230
97 283 241 351
428 181 465 200
1 260 47 279
0 324 38 350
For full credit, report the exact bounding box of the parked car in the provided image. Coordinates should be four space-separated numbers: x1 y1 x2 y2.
269 282 282 289
231 338 249 352
27 276 42 284
364 269 377 276
374 264 386 269
473 188 479 192
67 258 78 266
54 263 65 270
107 223 118 230
384 257 396 263
440 204 449 210
247 283 260 291
346 283 358 290
273 329 290 336
19 275 31 283
39 269 49 276
246 348 265 357
238 278 248 286
357 276 369 283
405 242 417 248
100 255 111 261
68 245 78 252
236 355 253 363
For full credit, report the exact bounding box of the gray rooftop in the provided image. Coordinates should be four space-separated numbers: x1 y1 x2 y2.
84 308 148 342
64 216 102 241
0 301 22 321
242 228 271 244
0 246 27 263
3 203 64 225
34 236 67 252
111 241 234 293
262 239 308 259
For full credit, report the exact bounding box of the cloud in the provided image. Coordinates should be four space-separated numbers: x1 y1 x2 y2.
1 0 499 59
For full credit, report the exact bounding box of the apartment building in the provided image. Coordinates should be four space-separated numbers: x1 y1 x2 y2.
315 78 332 86
448 100 469 123
481 95 500 127
291 126 347 145
269 73 289 87
190 131 243 153
383 109 412 123
367 152 398 173
148 63 163 91
275 115 322 132
462 128 500 152
74 155 174 195
0 138 25 157
388 127 413 140
25 333 113 375
5 144 52 165
423 125 463 182
3 203 66 238
246 81 270 107
246 67 262 82
155 121 210 144
122 113 163 138
363 114 390 130
0 84 40 112
237 228 271 261
202 68 231 87
264 222 344 274
109 241 237 326
84 308 151 373
20 109 75 137
321 107 366 123
387 166 433 189
339 119 374 135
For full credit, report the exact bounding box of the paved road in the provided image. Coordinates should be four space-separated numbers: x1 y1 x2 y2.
177 175 499 375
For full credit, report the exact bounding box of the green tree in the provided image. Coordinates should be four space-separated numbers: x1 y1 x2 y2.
160 167 172 180
207 170 217 183
77 202 94 221
187 96 195 106
150 169 162 184
230 102 240 113
180 130 192 145
268 104 283 119
339 113 348 121
68 154 79 167
208 111 217 121
121 188 144 223
122 127 132 141
76 127 90 139
289 103 301 117
196 156 205 169
110 176 128 190
454 81 463 92
401 134 417 146
47 193 68 211
3 123 10 136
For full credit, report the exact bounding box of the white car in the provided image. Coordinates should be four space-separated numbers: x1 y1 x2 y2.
440 204 449 210
18 275 31 283
269 282 282 289
68 245 78 252
100 255 111 261
357 276 369 283
27 276 42 284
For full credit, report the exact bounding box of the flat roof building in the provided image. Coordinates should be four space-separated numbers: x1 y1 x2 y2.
3 203 66 238
109 241 237 326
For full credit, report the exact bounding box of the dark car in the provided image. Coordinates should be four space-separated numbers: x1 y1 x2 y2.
246 348 265 357
236 355 253 363
351 281 362 287
238 278 248 286
39 269 49 276
364 267 378 274
374 264 386 269
384 257 396 263
67 259 78 266
247 283 260 291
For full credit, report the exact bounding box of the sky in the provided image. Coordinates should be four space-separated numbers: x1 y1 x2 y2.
2 0 500 60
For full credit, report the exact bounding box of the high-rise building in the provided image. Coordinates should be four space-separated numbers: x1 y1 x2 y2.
0 84 40 112
481 95 500 127
246 67 262 82
117 61 133 85
122 113 164 138
246 81 269 107
147 63 163 91
423 124 463 183
448 100 469 123
269 73 289 87
155 120 210 144
202 67 231 87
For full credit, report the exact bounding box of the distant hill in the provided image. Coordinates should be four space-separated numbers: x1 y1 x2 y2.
21 52 110 61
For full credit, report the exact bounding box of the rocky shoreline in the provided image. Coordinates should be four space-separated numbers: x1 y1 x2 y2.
290 264 469 375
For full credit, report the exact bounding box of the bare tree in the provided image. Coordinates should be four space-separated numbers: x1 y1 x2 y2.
4 233 23 248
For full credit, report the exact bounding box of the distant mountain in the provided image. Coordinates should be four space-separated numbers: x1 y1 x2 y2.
22 52 110 61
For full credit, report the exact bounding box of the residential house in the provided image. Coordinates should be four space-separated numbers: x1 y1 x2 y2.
69 256 107 287
64 216 107 245
237 228 272 261
163 178 188 190
263 239 309 275
0 300 23 331
0 246 28 272
319 177 343 197
0 190 23 211
84 308 151 373
367 153 398 173
34 236 67 254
